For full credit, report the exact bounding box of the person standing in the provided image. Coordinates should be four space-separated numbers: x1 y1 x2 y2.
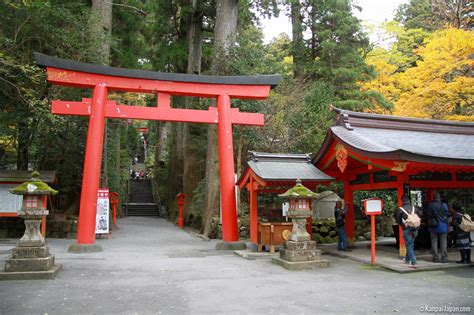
427 193 449 263
397 195 420 268
334 201 348 251
452 202 472 264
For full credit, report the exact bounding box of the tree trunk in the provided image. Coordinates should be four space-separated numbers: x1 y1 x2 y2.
115 121 121 176
291 0 304 78
90 0 113 65
202 0 239 237
90 0 113 188
310 2 318 60
165 0 193 220
153 121 168 185
183 0 204 220
167 116 184 220
16 120 29 170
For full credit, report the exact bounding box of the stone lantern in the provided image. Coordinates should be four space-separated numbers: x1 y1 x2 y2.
272 179 329 270
0 171 61 280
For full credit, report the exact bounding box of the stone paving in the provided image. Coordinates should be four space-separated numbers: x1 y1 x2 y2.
319 240 473 273
1 217 473 314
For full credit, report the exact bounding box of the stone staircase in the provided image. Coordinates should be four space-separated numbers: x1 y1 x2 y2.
126 179 160 216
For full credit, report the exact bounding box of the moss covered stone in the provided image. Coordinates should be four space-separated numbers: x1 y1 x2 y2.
278 179 317 199
10 171 58 195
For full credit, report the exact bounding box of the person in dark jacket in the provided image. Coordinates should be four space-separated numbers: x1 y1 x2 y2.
427 192 449 262
452 202 472 264
397 195 420 267
334 201 348 251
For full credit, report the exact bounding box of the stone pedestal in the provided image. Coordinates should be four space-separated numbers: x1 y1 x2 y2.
272 240 329 270
5 246 55 272
0 211 61 280
19 218 45 247
271 199 329 270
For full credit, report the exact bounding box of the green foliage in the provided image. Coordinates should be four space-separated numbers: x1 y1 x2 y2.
111 0 148 68
0 1 99 202
305 0 390 111
395 0 435 31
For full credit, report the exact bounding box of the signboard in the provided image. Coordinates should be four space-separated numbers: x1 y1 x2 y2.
362 197 383 266
282 202 289 217
0 185 22 215
95 188 109 234
363 198 383 215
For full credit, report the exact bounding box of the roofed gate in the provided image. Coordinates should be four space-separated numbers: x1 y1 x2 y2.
35 53 281 251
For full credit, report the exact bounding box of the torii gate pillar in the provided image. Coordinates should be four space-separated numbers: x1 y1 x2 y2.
217 94 239 241
77 84 108 246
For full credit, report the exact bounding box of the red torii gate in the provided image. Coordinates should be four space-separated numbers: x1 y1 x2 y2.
35 53 281 249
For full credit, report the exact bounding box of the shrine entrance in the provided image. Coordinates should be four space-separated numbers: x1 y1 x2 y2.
35 53 281 250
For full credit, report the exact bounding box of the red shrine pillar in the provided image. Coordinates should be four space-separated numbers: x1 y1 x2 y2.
397 175 406 257
217 94 239 242
77 84 108 245
344 180 355 247
249 177 259 244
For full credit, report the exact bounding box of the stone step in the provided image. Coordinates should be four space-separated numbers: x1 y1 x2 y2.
126 203 160 217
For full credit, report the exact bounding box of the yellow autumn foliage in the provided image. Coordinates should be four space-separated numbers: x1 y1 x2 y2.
364 28 474 121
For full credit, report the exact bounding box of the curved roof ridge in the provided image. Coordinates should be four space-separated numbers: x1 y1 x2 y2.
332 107 474 135
249 151 311 162
331 126 393 153
34 53 281 88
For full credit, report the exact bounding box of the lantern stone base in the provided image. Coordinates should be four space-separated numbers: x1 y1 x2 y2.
272 257 329 270
272 240 330 270
215 241 247 251
5 255 54 272
0 264 62 280
1 245 62 280
68 243 103 253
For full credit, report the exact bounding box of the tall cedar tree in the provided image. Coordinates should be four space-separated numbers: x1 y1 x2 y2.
202 0 239 238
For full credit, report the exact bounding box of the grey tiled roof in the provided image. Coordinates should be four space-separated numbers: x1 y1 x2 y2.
332 126 474 160
0 171 56 183
247 152 333 181
314 108 474 166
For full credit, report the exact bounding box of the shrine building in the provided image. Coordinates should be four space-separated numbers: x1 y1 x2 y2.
237 152 333 250
312 108 474 255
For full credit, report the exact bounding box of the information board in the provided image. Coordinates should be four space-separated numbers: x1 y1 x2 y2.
0 185 22 214
95 188 109 234
364 198 383 215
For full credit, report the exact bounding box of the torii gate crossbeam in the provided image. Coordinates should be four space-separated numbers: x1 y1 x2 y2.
35 53 281 248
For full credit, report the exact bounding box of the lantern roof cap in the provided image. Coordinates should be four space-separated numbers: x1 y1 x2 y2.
278 179 318 199
9 171 58 195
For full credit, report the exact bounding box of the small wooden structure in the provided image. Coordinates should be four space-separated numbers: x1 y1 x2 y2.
237 152 333 250
0 170 57 236
312 108 474 256
257 222 293 253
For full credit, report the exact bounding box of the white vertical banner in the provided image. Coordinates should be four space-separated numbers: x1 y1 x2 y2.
235 174 238 214
95 188 110 234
